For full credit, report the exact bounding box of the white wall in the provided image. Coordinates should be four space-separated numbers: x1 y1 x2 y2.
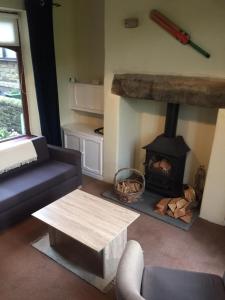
104 0 225 185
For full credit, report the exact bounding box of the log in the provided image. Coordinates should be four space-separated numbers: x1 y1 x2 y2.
134 182 141 192
168 198 180 213
174 207 187 219
154 208 166 216
176 202 191 218
176 198 188 209
180 211 193 224
167 209 174 218
116 183 122 193
156 198 171 215
153 161 161 169
159 159 171 172
155 196 194 223
116 181 141 194
184 185 196 203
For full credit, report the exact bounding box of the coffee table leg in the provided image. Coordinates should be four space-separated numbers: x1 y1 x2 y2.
103 228 127 281
69 228 127 292
48 227 57 247
45 227 127 292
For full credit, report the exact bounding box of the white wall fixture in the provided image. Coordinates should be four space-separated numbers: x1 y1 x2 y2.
71 83 104 115
124 18 139 28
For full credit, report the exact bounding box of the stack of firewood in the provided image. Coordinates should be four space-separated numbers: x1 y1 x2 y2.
155 186 196 224
116 181 141 194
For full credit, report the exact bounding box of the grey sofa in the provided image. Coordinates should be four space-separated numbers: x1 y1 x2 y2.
116 240 225 300
0 136 82 229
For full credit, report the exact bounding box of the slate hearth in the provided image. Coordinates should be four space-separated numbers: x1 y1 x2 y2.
102 190 199 231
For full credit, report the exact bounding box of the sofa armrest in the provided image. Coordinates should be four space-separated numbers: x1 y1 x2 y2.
48 145 81 168
116 240 145 300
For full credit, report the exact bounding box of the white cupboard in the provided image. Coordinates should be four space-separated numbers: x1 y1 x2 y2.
70 83 104 115
63 124 103 180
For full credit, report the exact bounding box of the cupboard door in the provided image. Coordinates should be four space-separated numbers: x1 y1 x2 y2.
73 84 92 111
72 83 104 114
81 137 102 175
64 133 80 151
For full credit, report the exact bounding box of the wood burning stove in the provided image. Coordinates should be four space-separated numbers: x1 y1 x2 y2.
143 103 190 197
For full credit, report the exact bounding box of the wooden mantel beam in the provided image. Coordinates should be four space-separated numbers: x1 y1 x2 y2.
111 74 225 108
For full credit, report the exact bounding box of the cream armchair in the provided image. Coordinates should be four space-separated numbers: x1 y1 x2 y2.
116 240 225 300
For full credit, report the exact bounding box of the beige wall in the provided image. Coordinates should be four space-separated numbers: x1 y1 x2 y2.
53 0 104 128
200 109 225 225
53 0 77 126
0 0 24 10
104 0 225 184
73 0 105 84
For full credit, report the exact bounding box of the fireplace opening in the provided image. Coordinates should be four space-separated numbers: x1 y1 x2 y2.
143 103 190 197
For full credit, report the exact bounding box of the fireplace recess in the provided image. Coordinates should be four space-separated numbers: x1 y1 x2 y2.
111 73 225 197
143 103 190 197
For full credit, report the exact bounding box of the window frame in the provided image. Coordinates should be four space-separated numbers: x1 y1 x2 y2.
0 43 31 142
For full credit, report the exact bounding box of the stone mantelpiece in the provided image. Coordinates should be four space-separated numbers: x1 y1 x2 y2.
112 74 225 108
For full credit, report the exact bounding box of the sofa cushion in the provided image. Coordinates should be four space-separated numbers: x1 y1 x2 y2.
0 160 79 213
142 266 225 300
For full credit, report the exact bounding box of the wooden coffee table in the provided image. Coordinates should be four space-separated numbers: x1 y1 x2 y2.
32 190 139 291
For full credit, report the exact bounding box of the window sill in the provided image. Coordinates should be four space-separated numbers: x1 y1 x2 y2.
0 135 33 147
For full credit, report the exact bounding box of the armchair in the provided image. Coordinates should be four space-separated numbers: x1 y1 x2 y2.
116 240 225 300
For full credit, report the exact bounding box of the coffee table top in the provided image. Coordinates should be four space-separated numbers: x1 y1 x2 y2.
32 190 140 252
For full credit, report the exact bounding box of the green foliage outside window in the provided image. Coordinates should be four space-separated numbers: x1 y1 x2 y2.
0 96 23 140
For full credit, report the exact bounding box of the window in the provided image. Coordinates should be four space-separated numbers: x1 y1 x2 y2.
0 13 30 141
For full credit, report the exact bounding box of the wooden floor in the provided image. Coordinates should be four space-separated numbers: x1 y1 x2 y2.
0 176 225 300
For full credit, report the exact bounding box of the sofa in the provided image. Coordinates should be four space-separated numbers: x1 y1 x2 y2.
0 136 82 229
116 240 225 300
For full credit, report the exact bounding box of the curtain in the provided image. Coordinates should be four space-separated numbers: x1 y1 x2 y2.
25 0 62 146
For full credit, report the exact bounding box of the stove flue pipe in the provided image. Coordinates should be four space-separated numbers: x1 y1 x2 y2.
164 103 180 138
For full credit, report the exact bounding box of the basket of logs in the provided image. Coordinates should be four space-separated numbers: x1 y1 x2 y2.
114 168 145 203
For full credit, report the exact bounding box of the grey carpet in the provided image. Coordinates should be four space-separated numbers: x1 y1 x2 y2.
1 176 224 300
102 190 199 231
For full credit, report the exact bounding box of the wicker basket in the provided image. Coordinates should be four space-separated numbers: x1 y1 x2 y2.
114 168 145 203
